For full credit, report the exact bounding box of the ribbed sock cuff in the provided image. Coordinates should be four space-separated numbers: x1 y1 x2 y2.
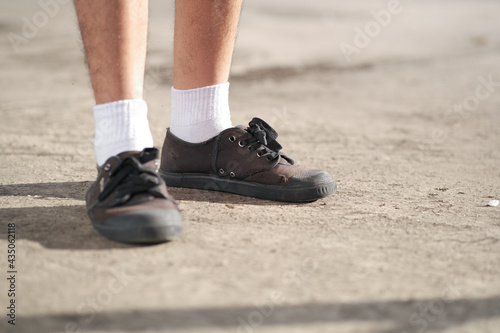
93 99 154 166
170 82 232 143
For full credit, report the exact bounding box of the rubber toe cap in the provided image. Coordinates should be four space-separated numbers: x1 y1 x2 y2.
288 170 335 188
95 209 183 244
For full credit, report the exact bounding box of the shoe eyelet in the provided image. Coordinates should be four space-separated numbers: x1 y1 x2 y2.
229 136 236 142
238 141 245 147
257 152 264 158
229 172 235 178
219 168 225 174
104 163 111 171
247 146 252 151
266 156 273 161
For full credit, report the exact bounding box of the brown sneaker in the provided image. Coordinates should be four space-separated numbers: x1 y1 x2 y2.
160 118 336 202
86 148 182 244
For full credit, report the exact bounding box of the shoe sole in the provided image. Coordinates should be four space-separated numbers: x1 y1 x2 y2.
92 209 183 244
161 172 336 203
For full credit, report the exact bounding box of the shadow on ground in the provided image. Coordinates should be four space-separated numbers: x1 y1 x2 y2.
0 182 289 249
9 296 500 333
0 205 133 250
0 181 92 200
0 181 293 204
0 182 133 249
167 187 298 206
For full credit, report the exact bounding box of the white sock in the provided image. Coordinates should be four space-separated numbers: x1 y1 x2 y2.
170 82 233 143
93 99 154 166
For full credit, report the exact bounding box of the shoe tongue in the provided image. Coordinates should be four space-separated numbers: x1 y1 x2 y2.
117 151 142 159
117 148 159 163
278 157 292 166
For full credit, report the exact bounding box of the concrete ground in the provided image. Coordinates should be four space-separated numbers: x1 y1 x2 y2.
0 0 499 332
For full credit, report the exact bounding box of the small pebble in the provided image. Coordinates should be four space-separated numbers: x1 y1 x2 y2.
487 199 499 207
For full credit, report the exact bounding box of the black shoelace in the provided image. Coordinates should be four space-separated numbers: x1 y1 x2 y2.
98 149 166 206
241 118 295 164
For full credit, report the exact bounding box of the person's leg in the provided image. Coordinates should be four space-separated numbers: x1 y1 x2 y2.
173 0 242 90
169 0 242 143
160 0 336 202
75 0 147 104
75 0 153 166
75 0 181 244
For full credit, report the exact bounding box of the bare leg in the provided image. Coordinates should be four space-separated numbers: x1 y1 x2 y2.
75 0 153 166
75 1 182 244
74 0 148 104
161 0 337 202
174 0 243 90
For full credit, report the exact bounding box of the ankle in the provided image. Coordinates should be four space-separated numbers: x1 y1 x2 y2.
93 99 153 166
169 82 232 143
